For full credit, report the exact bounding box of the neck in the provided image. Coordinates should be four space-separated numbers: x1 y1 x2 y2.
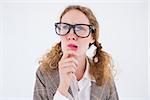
75 55 86 81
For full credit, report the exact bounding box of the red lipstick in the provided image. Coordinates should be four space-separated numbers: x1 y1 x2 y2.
67 44 78 51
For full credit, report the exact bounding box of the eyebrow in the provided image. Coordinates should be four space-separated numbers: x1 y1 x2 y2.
60 22 91 25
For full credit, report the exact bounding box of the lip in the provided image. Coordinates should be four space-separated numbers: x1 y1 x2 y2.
67 44 78 51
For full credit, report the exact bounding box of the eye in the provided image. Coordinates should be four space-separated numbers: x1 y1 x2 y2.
75 25 84 31
62 24 70 30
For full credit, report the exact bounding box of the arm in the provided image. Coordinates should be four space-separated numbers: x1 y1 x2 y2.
33 67 71 100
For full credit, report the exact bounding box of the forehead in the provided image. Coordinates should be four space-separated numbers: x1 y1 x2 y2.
61 9 90 24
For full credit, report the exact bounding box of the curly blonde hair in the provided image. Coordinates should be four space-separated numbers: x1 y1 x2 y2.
39 5 114 86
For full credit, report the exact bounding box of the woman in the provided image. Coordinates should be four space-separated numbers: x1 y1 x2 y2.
33 5 119 100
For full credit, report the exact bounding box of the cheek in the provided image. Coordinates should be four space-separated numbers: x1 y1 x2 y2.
60 37 66 52
79 39 90 51
80 36 93 51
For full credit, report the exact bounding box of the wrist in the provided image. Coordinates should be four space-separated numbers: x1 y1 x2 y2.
57 85 69 97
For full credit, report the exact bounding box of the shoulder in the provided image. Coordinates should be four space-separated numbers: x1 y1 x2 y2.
35 66 60 89
36 66 59 78
103 78 119 99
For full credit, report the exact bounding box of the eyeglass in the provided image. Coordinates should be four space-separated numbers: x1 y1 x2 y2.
55 22 95 38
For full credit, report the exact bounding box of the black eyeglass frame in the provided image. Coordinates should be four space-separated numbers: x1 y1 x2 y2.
55 22 95 38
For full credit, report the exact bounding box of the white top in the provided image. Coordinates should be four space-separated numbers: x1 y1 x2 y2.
54 58 95 100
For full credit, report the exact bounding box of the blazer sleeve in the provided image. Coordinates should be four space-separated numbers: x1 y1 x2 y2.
33 67 49 100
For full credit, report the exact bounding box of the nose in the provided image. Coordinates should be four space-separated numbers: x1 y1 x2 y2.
66 28 77 40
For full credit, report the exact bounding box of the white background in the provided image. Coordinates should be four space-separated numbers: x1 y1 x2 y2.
0 0 149 100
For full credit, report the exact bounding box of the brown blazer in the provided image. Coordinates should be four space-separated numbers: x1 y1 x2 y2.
33 65 119 100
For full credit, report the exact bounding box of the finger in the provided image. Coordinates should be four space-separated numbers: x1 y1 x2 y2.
59 62 77 71
67 50 79 57
63 57 79 68
60 64 77 74
62 50 79 59
59 58 78 70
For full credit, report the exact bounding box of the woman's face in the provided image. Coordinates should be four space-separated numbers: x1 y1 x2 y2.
60 10 94 56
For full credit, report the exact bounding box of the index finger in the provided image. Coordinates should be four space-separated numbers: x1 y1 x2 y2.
62 50 79 59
